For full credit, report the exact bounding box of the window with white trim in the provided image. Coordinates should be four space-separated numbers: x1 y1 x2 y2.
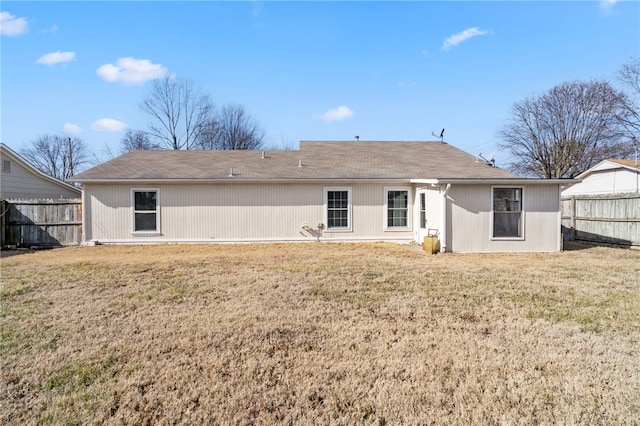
419 192 427 229
324 187 351 231
132 189 159 233
492 187 523 239
385 188 410 229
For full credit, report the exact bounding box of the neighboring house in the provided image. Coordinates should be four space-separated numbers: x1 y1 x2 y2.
562 159 640 196
0 143 81 199
70 141 573 252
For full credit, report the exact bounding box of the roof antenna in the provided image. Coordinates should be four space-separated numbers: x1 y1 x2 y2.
431 128 445 143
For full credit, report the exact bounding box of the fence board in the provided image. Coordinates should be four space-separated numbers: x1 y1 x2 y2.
2 198 82 247
561 193 640 247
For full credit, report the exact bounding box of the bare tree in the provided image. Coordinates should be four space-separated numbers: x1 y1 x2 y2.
617 57 640 142
21 135 89 180
121 129 162 153
196 119 222 150
210 103 265 150
499 80 633 178
140 75 214 150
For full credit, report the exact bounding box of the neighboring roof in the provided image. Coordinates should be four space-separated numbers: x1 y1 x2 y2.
607 159 640 171
575 159 640 180
71 141 521 183
0 143 81 196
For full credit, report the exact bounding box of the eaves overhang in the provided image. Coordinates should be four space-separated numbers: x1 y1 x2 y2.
410 178 580 185
70 178 413 184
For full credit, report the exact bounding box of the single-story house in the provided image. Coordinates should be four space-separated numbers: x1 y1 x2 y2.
1 143 81 199
70 141 574 252
562 159 640 197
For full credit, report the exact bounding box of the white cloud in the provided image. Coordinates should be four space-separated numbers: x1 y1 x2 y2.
63 123 82 134
36 51 76 66
442 27 489 51
91 118 128 132
314 106 354 122
96 57 167 85
0 11 29 36
601 0 619 10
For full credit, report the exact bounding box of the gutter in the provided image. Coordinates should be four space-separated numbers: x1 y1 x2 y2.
411 178 579 185
440 183 451 253
69 178 413 184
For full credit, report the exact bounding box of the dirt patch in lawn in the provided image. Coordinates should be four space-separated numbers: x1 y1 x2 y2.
1 242 639 424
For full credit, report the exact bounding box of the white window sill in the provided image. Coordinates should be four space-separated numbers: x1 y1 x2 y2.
132 231 162 237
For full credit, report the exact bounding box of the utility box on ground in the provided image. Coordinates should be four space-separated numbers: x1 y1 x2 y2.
422 229 440 254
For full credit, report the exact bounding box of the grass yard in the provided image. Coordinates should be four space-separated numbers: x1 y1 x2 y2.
1 242 639 425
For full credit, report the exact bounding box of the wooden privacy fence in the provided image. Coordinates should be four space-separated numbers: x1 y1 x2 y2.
0 198 82 247
561 193 640 247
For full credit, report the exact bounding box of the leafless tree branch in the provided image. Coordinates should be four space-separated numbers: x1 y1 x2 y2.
499 80 632 178
21 135 89 180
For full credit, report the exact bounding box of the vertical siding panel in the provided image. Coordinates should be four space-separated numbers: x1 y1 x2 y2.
449 184 560 252
85 182 417 243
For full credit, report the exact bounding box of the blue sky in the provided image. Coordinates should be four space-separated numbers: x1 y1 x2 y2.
1 1 638 168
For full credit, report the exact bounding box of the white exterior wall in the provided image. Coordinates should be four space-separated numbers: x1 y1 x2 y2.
562 168 640 196
83 182 415 243
447 184 561 252
1 153 80 199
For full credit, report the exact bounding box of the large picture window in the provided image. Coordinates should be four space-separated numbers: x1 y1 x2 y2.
492 187 523 239
385 188 410 229
324 187 351 231
133 190 159 233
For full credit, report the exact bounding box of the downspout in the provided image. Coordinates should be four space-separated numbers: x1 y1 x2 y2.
80 186 87 244
440 183 451 253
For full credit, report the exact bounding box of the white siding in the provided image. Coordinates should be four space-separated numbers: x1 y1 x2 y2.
562 169 640 196
84 182 414 243
0 154 80 199
448 184 560 252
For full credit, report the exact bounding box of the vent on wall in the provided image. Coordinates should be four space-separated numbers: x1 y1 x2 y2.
2 160 10 174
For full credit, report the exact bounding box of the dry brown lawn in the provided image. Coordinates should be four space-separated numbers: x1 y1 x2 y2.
1 242 639 425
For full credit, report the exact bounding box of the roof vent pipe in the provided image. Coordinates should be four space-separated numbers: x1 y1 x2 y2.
298 160 303 168
261 151 265 159
355 135 359 141
228 168 234 177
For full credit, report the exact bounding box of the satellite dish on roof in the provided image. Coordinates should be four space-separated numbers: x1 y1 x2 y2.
477 151 497 167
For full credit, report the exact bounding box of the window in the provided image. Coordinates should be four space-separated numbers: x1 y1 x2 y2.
492 187 523 239
385 188 410 229
419 192 427 229
324 187 351 231
132 190 159 233
2 160 10 174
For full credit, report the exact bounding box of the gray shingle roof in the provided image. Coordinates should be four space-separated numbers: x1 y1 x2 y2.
70 141 519 182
